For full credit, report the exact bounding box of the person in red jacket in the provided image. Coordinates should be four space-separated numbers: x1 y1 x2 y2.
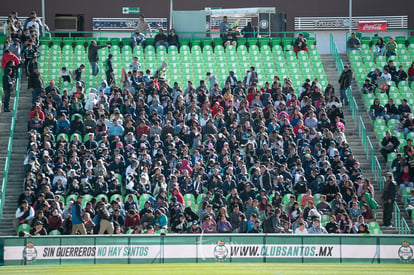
1 49 20 69
172 186 184 206
125 208 140 230
136 120 150 137
29 105 45 121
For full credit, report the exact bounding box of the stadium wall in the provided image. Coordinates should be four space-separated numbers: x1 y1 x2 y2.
0 0 413 32
1 235 414 266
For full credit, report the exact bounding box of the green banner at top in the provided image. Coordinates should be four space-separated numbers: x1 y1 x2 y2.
122 7 140 15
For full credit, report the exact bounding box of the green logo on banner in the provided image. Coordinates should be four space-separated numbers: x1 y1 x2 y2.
23 242 37 263
214 240 228 261
398 241 413 263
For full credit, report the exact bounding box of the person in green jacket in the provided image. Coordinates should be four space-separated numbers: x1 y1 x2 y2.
385 37 397 57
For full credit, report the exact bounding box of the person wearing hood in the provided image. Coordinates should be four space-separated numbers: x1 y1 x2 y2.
171 186 184 205
178 159 193 176
307 218 328 234
85 92 98 111
98 80 111 96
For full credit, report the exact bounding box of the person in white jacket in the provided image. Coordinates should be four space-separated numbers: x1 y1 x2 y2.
14 200 35 232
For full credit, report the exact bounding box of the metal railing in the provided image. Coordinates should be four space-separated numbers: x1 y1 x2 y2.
394 202 411 235
0 68 21 223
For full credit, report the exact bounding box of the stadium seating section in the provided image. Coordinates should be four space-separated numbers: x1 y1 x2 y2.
3 33 387 235
348 35 414 220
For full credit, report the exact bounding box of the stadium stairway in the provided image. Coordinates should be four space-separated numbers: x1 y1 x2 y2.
0 77 31 236
321 53 397 234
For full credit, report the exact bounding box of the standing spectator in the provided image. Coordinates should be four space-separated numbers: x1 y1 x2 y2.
136 14 152 36
131 28 146 47
2 67 14 112
73 64 85 83
382 173 397 228
28 66 44 104
87 40 110 77
338 65 352 106
1 49 20 78
104 54 114 86
294 33 309 55
346 32 361 52
380 130 400 162
97 202 114 234
71 196 86 235
385 37 397 57
219 16 230 39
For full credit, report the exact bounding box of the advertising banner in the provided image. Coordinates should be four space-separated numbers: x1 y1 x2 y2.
358 21 387 31
1 235 413 266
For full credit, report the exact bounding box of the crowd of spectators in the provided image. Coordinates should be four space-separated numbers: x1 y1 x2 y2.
5 13 382 236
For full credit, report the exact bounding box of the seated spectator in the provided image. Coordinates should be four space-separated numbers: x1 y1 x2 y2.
131 28 146 47
361 78 376 94
373 37 386 57
29 220 48 236
167 29 179 47
294 33 309 55
405 189 414 216
325 215 339 233
346 32 361 52
307 218 327 234
224 27 238 47
385 37 397 57
395 65 408 87
384 98 400 121
154 29 168 49
369 98 385 120
202 214 217 233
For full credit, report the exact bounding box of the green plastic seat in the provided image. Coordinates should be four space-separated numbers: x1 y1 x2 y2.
49 230 62 235
66 194 78 206
17 224 31 236
96 194 109 203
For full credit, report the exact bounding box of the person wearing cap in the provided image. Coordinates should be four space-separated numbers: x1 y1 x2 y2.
187 220 202 233
338 65 353 106
29 220 47 236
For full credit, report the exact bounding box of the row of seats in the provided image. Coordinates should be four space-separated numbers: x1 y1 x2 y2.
37 41 328 91
38 36 317 50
